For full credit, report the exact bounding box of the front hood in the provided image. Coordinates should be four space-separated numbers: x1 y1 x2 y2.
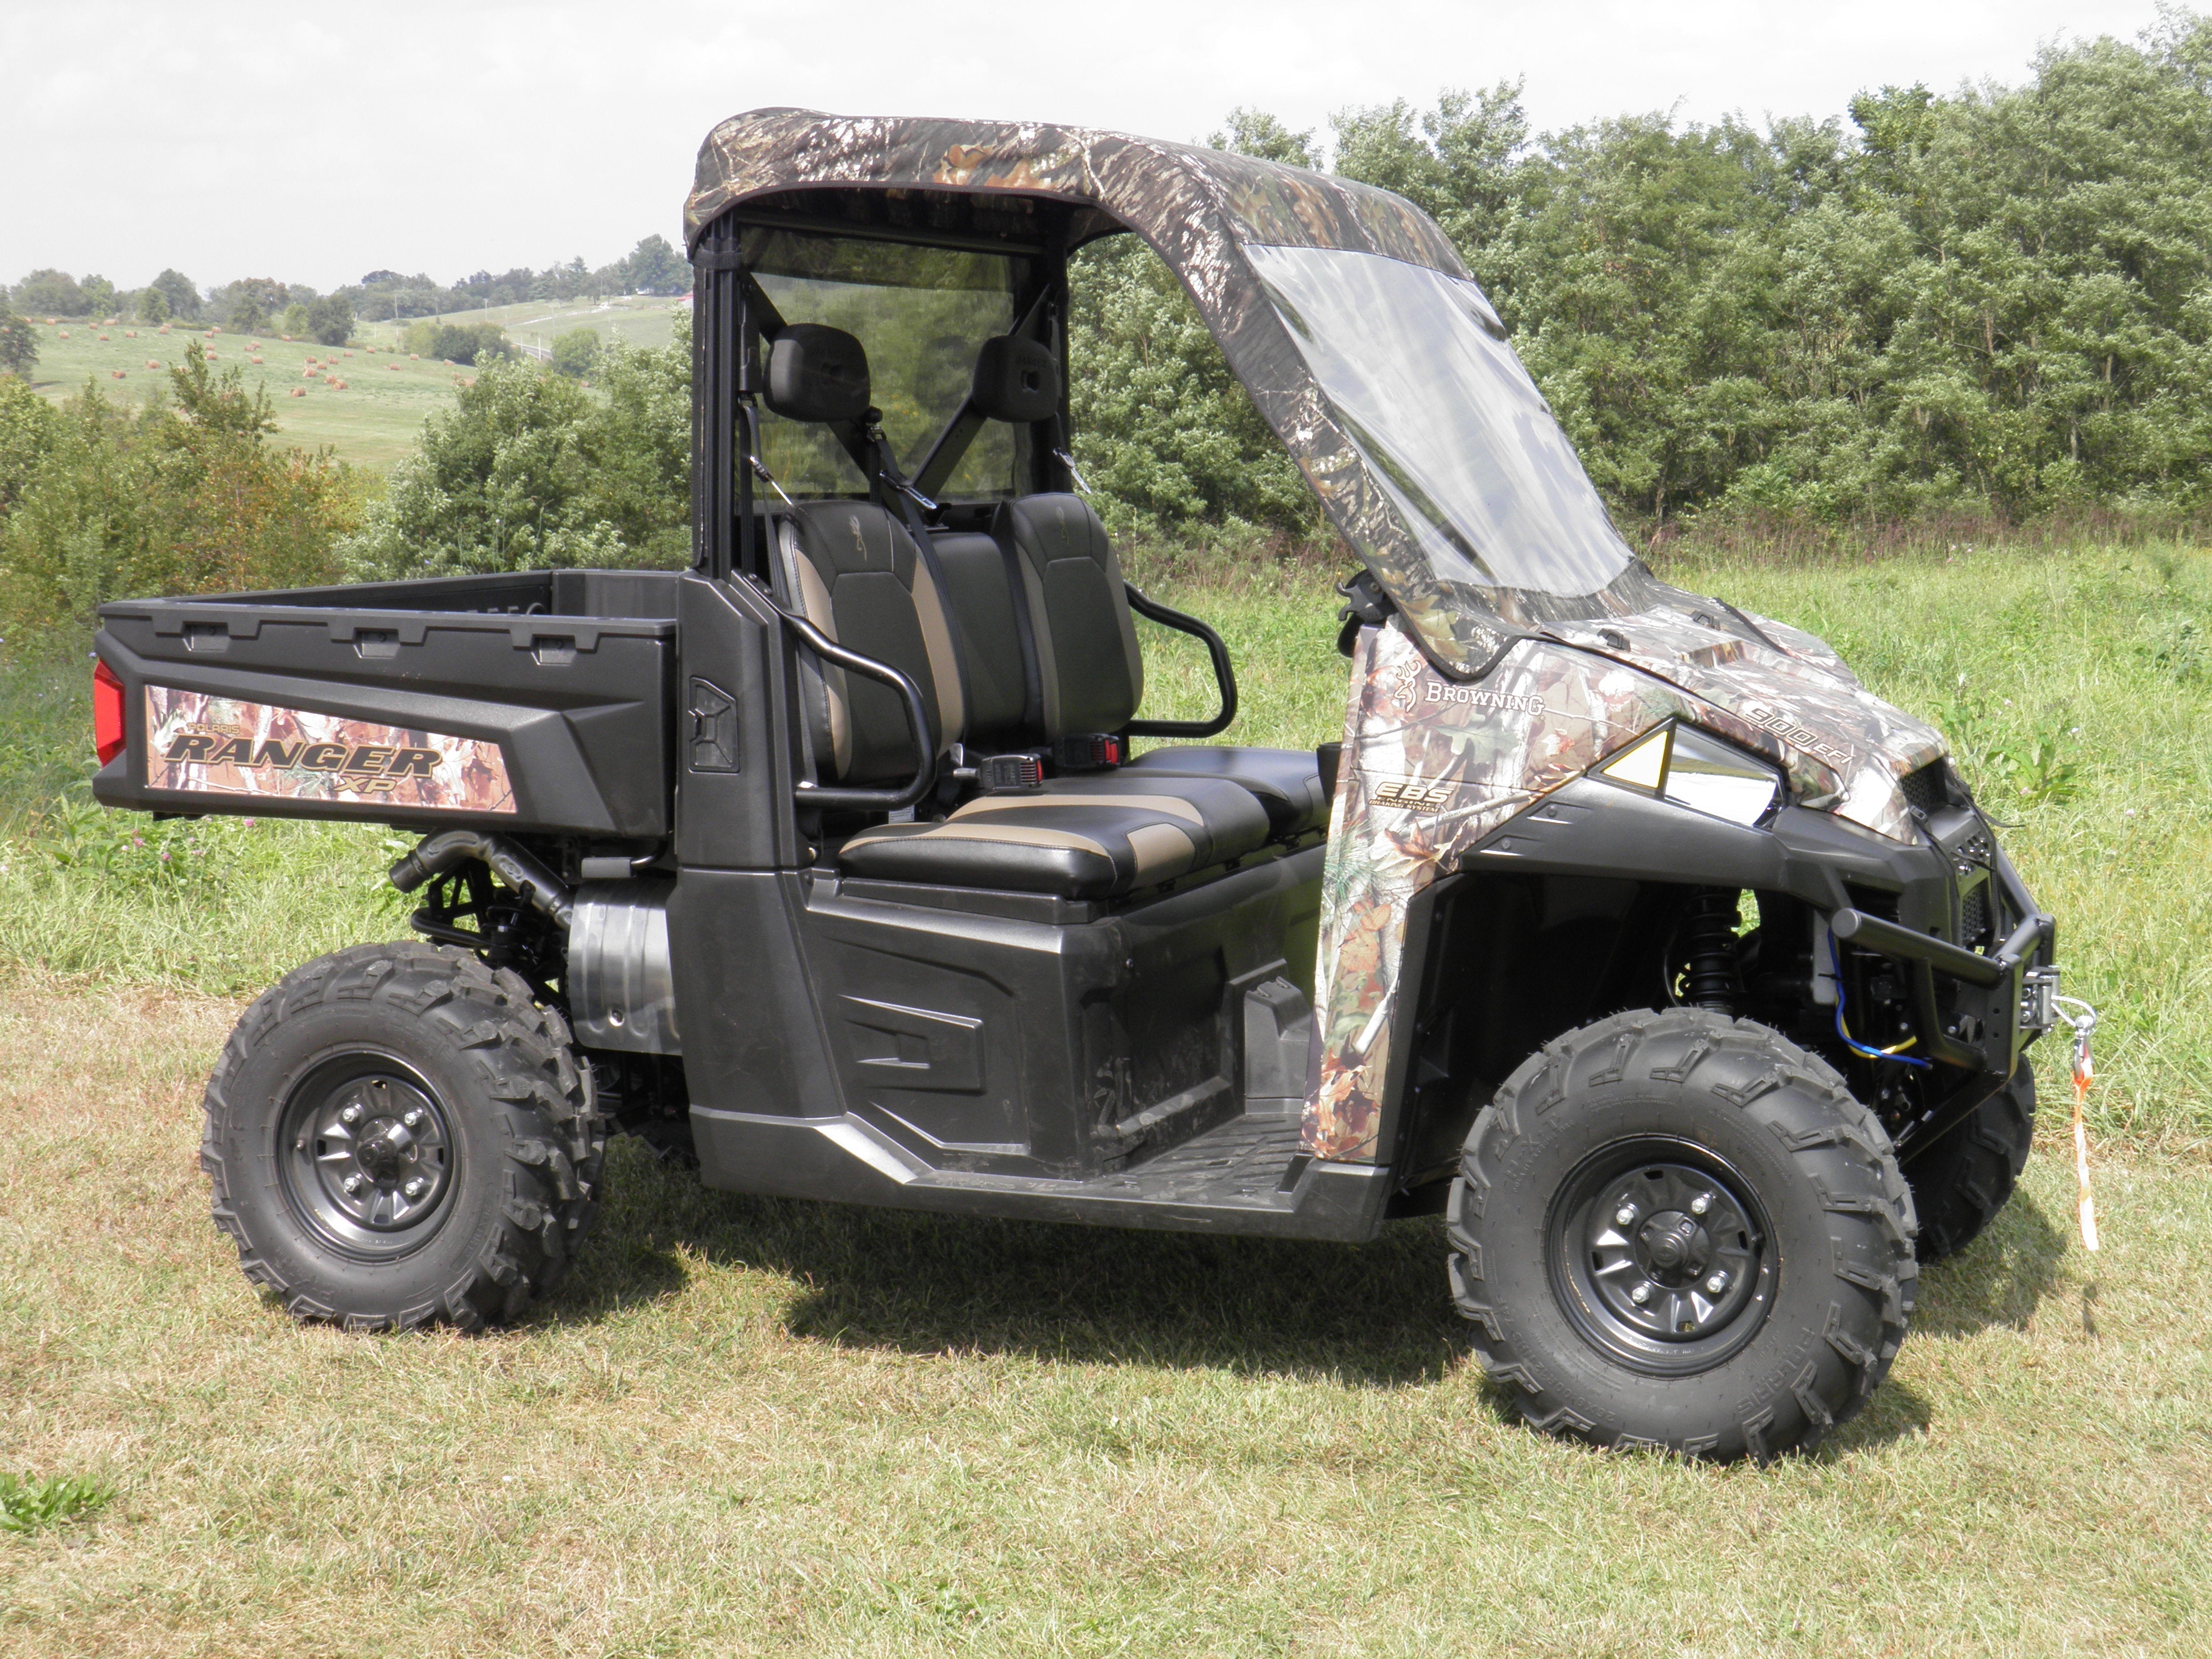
1535 599 1946 843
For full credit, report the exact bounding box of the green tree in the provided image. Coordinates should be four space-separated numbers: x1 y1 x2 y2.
1067 234 1316 541
343 323 691 578
78 276 118 319
622 234 690 296
11 270 85 317
0 343 356 640
135 287 170 324
0 372 61 516
306 293 354 347
279 302 311 337
549 327 601 379
1207 108 1319 166
149 269 201 321
0 306 36 379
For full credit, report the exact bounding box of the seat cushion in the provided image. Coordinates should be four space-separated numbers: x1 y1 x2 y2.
839 777 1269 898
1123 746 1330 838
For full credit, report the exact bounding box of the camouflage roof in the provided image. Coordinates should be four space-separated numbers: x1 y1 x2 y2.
685 108 1532 673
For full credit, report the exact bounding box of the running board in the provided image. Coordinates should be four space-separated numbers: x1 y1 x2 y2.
690 1105 1390 1242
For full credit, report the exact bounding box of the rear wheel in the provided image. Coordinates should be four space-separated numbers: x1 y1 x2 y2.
1905 1070 2035 1263
201 942 605 1331
1446 1007 1917 1460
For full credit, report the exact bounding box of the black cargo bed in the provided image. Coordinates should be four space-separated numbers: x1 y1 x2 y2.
93 570 682 839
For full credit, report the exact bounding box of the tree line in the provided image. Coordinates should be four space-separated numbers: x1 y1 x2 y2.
1085 13 2212 534
8 19 2212 639
0 236 691 374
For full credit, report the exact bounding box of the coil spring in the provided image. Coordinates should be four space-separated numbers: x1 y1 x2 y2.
1680 887 1743 1013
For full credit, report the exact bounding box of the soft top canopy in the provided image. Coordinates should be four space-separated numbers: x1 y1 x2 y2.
687 110 1644 674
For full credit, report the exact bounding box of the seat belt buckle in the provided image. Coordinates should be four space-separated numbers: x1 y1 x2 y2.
975 752 1046 792
1052 734 1124 773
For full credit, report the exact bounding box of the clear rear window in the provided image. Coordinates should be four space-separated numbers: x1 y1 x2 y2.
745 227 1024 499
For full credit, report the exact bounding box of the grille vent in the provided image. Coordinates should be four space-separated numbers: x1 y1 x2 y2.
1898 760 1948 815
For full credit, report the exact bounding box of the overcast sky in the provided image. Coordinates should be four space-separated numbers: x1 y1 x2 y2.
1 0 2176 294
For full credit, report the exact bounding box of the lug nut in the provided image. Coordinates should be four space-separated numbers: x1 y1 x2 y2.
1705 1272 1728 1294
1690 1193 1712 1216
402 1178 427 1199
339 1104 362 1126
343 1174 367 1196
403 1109 424 1129
1614 1205 1637 1227
1630 1283 1652 1305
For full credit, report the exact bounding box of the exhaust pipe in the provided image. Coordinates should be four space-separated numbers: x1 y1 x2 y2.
388 831 574 929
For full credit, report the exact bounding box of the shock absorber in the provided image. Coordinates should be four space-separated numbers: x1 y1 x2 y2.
1680 887 1744 1013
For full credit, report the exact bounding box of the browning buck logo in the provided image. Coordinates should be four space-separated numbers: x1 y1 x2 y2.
143 687 515 814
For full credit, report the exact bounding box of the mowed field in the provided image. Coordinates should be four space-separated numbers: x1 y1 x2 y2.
15 296 685 473
1 544 2209 1653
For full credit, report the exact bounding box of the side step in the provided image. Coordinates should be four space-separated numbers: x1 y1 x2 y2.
690 1105 1389 1242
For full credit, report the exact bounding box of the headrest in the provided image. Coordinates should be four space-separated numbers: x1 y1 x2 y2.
970 334 1060 424
766 324 871 423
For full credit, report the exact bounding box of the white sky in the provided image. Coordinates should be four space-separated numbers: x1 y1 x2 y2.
0 0 2175 294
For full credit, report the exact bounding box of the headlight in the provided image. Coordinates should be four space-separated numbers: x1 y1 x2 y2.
1597 723 1780 826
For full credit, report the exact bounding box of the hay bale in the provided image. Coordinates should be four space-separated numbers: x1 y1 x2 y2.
110 369 125 379
57 330 68 339
145 360 158 369
290 387 306 398
250 356 265 364
97 333 109 341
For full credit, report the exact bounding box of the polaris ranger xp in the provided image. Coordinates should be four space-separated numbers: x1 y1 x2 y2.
90 109 2060 1459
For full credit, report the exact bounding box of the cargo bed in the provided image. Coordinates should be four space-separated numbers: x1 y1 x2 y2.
93 570 680 839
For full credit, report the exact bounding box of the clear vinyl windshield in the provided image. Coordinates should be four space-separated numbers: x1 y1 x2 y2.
1245 243 1635 604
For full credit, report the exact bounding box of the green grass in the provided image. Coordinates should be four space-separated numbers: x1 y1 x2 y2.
0 1472 110 1536
2 539 2210 1653
0 981 2205 1655
13 296 684 473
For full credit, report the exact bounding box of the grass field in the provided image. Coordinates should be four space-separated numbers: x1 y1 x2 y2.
14 297 684 473
2 540 2210 1654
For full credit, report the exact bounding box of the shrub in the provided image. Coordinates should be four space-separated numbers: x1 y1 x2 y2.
0 373 60 518
549 327 601 379
307 292 354 347
399 319 510 365
344 320 690 578
0 305 36 379
0 344 358 643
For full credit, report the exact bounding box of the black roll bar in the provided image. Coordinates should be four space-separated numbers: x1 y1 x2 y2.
772 605 940 811
1123 583 1238 739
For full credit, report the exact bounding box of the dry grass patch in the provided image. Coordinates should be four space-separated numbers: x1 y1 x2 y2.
2 979 2208 1657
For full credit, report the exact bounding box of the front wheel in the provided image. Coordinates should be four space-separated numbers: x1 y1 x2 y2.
200 942 605 1331
1446 1008 1917 1460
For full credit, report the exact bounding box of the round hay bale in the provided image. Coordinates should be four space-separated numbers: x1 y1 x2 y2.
57 330 69 339
111 369 125 379
290 387 306 398
250 356 265 364
97 333 109 341
145 360 158 368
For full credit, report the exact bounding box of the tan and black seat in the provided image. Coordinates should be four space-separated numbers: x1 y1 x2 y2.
981 489 1330 838
778 500 1270 896
947 336 1329 839
763 326 1272 899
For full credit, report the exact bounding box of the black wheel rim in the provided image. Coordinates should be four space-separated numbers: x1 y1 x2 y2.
1546 1136 1775 1376
276 1052 458 1259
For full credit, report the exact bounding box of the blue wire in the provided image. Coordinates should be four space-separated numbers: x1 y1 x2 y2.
1830 936 1934 1069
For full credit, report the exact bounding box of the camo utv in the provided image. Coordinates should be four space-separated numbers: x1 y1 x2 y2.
90 109 2059 1459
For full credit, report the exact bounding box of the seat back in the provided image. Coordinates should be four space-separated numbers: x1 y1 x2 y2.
931 530 1033 750
994 492 1144 740
775 502 966 785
